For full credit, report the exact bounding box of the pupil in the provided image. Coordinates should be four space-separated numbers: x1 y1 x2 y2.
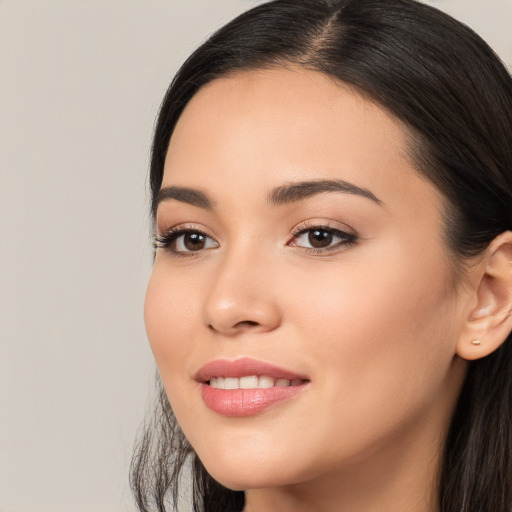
308 229 332 248
184 233 205 251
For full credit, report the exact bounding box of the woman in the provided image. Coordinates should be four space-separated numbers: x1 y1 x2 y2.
131 1 512 511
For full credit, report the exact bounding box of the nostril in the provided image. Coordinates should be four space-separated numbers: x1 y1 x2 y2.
207 320 260 333
235 320 260 328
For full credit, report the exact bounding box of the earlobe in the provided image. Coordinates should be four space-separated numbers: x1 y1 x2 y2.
456 231 512 361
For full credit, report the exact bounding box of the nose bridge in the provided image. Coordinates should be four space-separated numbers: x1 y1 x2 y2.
202 240 281 335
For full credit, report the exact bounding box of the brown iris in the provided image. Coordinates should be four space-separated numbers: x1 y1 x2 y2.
182 232 207 251
308 229 333 248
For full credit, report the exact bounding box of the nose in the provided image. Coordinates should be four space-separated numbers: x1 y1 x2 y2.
202 250 282 336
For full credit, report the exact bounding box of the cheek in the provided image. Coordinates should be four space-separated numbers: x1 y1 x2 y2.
144 269 197 384
287 246 458 426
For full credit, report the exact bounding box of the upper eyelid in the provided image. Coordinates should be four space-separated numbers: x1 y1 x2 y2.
154 225 216 246
289 220 355 236
156 223 214 237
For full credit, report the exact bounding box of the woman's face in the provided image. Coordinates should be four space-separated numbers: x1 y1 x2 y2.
145 68 468 491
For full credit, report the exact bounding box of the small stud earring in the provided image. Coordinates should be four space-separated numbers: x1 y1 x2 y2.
471 339 482 346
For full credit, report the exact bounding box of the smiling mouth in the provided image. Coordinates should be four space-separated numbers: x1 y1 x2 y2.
197 358 310 416
208 376 306 390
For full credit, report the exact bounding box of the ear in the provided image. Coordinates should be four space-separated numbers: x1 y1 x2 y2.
457 231 512 361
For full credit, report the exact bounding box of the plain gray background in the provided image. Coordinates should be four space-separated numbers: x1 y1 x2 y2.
1 1 511 511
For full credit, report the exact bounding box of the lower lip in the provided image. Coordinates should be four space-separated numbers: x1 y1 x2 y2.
201 383 307 417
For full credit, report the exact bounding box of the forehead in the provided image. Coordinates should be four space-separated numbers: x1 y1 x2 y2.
163 67 440 216
167 67 409 163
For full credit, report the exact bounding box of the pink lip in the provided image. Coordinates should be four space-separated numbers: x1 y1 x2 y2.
196 358 310 417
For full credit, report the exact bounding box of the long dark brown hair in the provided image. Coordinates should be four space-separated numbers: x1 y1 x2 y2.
131 1 512 511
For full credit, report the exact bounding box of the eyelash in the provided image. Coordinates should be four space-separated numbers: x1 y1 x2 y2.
154 223 358 258
289 222 358 254
153 225 216 259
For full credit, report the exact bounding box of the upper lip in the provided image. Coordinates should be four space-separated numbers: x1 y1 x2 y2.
195 357 308 383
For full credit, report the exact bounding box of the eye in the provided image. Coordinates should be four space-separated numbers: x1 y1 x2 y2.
154 228 219 256
289 225 357 252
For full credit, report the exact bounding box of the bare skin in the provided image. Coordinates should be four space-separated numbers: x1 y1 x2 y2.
145 67 512 512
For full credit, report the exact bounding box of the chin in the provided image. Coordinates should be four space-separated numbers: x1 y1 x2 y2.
195 443 312 491
202 463 294 491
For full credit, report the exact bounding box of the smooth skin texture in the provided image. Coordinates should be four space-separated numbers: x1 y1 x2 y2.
145 68 512 512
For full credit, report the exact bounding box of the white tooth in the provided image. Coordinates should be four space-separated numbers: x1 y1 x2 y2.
239 375 258 389
210 377 223 389
291 379 302 386
258 376 274 388
224 377 239 390
275 379 291 387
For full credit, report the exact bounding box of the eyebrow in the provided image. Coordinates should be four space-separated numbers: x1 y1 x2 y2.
153 186 214 215
153 178 382 215
268 179 382 206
